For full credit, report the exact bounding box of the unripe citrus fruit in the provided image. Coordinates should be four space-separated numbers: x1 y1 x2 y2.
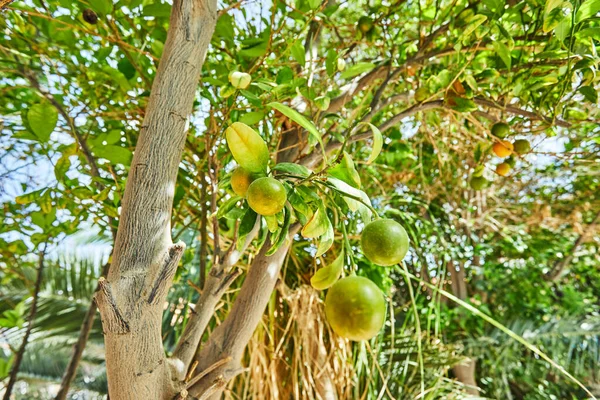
357 16 373 33
325 276 386 341
492 140 513 157
361 219 409 266
231 167 261 198
228 71 252 89
496 162 510 176
414 87 430 103
246 177 287 216
513 139 531 154
469 176 488 190
491 122 510 138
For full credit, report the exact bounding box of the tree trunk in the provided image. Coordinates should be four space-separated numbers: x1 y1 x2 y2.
94 1 217 399
449 260 479 395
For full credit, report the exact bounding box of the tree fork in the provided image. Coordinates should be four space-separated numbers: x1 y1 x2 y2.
96 0 217 398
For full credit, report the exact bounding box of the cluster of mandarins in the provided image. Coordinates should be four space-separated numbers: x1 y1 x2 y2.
470 122 532 190
227 122 410 341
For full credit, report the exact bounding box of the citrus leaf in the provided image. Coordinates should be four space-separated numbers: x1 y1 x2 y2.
311 251 344 290
291 41 305 67
225 122 270 173
238 111 264 126
493 41 511 69
93 145 132 165
339 62 375 80
328 177 373 222
217 196 242 219
576 0 600 23
267 204 292 256
363 122 383 164
267 102 325 160
329 152 361 188
462 14 487 37
272 162 311 178
316 217 334 257
265 215 279 232
27 103 58 142
301 205 329 238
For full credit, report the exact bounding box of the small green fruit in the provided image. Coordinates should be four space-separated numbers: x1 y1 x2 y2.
246 177 287 216
325 276 386 341
414 87 430 103
228 71 252 89
491 122 510 138
361 219 409 266
513 139 531 154
357 16 374 33
469 176 489 190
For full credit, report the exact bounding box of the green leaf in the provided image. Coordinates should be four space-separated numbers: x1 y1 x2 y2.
315 217 334 257
143 3 171 17
579 86 598 103
267 102 325 160
363 123 383 164
325 50 337 77
544 0 563 17
311 251 344 290
328 177 373 222
238 111 265 125
54 154 71 180
301 205 329 238
450 97 478 112
544 3 571 32
117 58 136 80
576 0 600 23
89 0 112 15
265 215 279 232
329 152 361 188
267 204 292 255
462 14 487 37
493 41 511 69
225 122 270 173
27 103 58 142
93 145 132 165
15 189 44 205
239 208 258 237
272 162 311 178
217 196 242 219
339 62 375 80
291 41 306 67
239 37 269 58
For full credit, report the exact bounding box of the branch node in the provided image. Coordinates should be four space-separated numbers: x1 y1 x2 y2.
95 278 130 334
148 242 186 305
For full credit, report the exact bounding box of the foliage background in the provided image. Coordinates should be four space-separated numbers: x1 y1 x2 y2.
0 0 599 398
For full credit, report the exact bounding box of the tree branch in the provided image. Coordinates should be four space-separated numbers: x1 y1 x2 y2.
545 210 600 281
187 224 301 398
171 218 260 370
473 97 571 128
3 246 47 400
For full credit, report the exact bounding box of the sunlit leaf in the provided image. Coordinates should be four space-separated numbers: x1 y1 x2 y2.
311 251 344 290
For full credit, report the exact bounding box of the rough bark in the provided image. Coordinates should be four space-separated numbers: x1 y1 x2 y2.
95 1 217 399
2 248 46 400
188 226 300 398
